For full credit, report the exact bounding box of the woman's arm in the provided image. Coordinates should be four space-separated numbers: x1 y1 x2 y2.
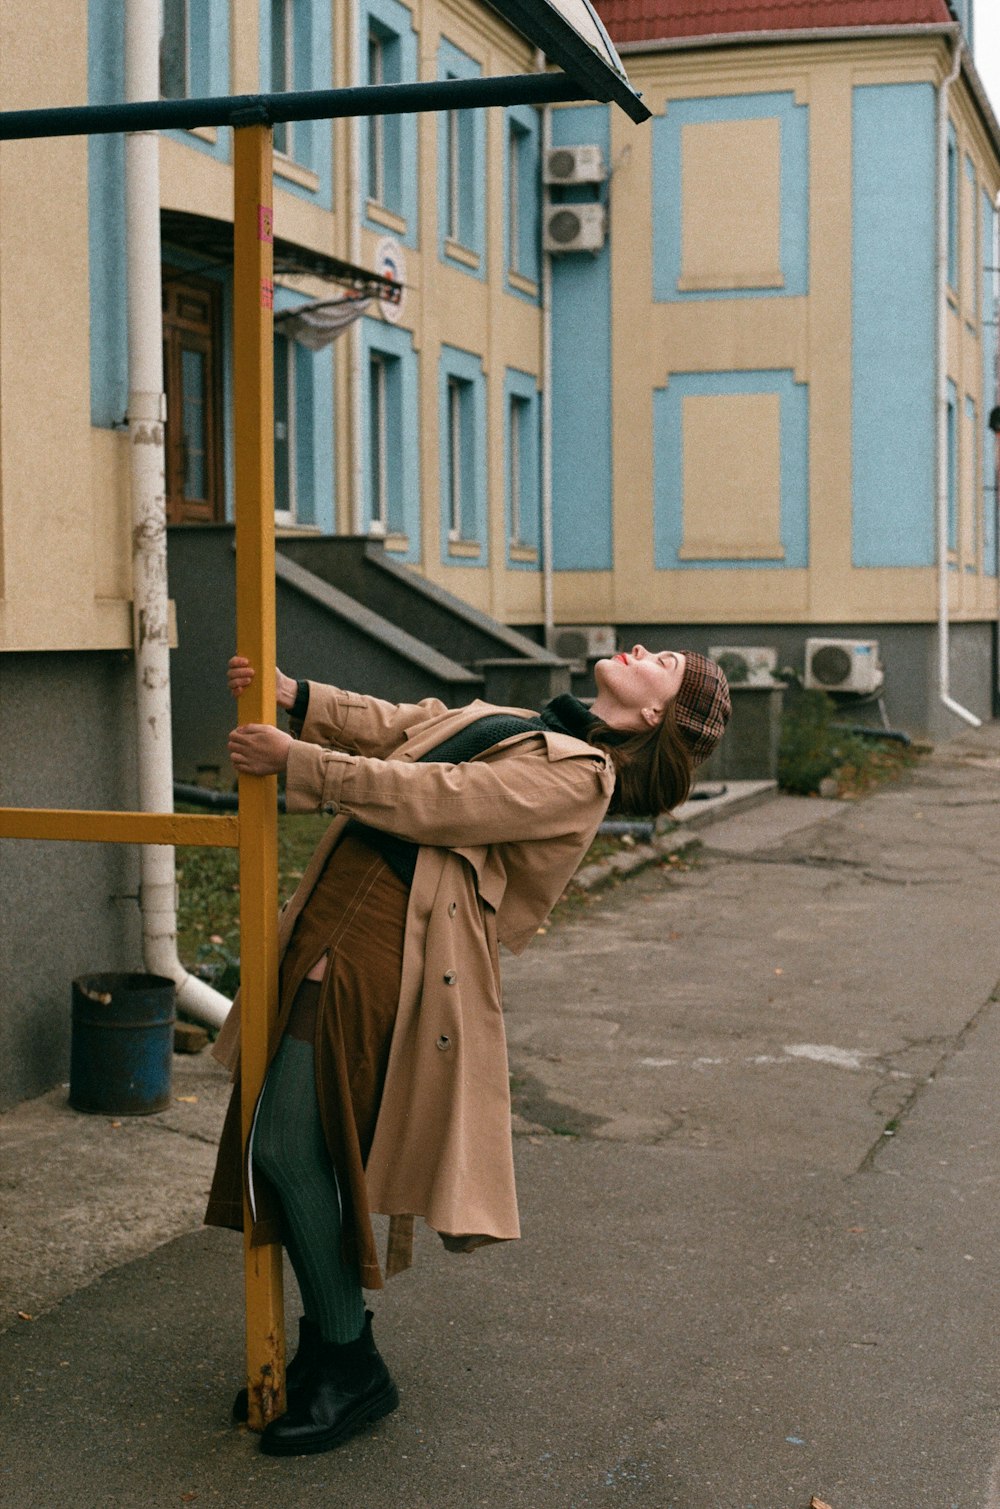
284 738 615 847
228 656 452 758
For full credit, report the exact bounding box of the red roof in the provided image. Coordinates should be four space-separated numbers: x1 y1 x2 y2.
597 0 954 45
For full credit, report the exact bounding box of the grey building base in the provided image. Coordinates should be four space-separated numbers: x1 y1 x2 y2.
567 621 998 743
0 652 141 1109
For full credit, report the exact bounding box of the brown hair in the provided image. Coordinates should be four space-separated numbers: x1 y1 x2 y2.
587 703 695 817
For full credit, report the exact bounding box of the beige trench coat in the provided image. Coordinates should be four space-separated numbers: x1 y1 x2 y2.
211 683 615 1267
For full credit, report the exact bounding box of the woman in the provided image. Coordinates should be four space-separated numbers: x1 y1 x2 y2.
206 647 730 1457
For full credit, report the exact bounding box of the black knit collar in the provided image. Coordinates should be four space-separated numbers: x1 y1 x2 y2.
540 693 635 747
539 694 602 739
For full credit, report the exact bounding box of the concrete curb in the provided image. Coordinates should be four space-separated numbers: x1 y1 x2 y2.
571 779 777 893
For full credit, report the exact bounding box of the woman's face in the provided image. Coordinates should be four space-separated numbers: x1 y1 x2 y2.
592 646 687 732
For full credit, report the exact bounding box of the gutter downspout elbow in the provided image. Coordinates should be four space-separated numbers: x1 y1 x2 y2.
125 0 231 1031
936 29 981 729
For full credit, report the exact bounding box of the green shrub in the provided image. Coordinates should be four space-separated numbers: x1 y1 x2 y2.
777 688 840 794
777 686 914 796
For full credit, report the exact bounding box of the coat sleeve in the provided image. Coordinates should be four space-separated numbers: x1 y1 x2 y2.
295 681 453 757
284 737 614 846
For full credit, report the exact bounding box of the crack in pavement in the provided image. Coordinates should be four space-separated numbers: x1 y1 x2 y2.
855 982 1000 1173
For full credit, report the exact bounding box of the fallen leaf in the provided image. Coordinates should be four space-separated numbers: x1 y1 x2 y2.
810 1498 834 1509
17 1311 33 1321
774 967 784 976
175 1095 198 1104
181 1495 198 1504
109 1121 122 1129
209 934 224 945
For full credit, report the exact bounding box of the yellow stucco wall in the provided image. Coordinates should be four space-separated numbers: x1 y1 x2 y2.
0 1 133 651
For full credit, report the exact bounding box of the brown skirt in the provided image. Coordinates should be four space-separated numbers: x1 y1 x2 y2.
205 833 409 1290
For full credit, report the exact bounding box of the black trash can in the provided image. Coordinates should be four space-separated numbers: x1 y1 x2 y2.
70 972 176 1115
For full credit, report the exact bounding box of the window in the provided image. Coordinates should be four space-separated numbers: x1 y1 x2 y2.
368 30 385 205
439 347 485 561
508 122 523 271
273 332 296 521
506 111 539 284
271 0 294 157
160 0 188 98
444 102 476 246
508 393 530 546
368 351 404 535
438 41 483 267
367 25 402 212
966 156 978 317
947 127 959 291
365 325 419 553
446 376 471 540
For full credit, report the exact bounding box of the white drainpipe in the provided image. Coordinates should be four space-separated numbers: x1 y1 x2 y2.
936 31 981 728
538 51 555 643
349 2 365 533
125 0 230 1027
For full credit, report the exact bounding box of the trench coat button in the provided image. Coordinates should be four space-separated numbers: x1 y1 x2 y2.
448 901 457 917
443 970 457 985
436 1034 451 1051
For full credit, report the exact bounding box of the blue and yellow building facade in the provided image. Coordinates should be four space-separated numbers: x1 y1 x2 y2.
549 12 1000 733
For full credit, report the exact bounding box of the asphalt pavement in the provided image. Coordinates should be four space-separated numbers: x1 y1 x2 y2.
4 729 1000 1508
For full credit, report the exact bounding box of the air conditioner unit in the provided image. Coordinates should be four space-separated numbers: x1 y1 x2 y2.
543 202 607 254
547 624 617 670
708 646 778 686
804 638 884 694
544 145 606 185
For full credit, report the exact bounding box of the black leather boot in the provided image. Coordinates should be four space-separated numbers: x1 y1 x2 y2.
259 1311 399 1457
232 1315 321 1424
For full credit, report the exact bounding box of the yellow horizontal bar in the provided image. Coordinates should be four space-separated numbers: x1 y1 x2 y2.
0 808 239 848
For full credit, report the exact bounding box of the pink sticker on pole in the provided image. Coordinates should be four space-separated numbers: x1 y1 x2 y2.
261 279 274 310
258 205 273 243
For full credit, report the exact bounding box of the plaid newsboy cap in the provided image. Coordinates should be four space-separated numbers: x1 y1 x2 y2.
674 652 731 765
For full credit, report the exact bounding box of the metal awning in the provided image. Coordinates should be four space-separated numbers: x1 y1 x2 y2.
485 0 650 121
160 209 401 302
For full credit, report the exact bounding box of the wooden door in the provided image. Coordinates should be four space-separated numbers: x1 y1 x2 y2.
162 270 224 524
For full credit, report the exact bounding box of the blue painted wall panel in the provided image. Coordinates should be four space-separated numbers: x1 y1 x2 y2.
653 370 809 570
652 92 809 303
549 105 612 571
851 83 937 568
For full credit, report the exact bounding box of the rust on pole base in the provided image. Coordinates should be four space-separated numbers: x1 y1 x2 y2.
233 121 285 1434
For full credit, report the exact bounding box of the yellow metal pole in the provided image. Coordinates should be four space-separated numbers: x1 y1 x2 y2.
233 122 284 1433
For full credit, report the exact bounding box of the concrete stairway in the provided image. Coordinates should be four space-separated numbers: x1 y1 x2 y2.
166 526 570 782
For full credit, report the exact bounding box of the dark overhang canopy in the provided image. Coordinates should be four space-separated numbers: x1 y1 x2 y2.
485 0 650 121
160 209 401 303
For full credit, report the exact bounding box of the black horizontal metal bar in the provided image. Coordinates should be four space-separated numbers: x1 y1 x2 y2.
0 72 588 142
